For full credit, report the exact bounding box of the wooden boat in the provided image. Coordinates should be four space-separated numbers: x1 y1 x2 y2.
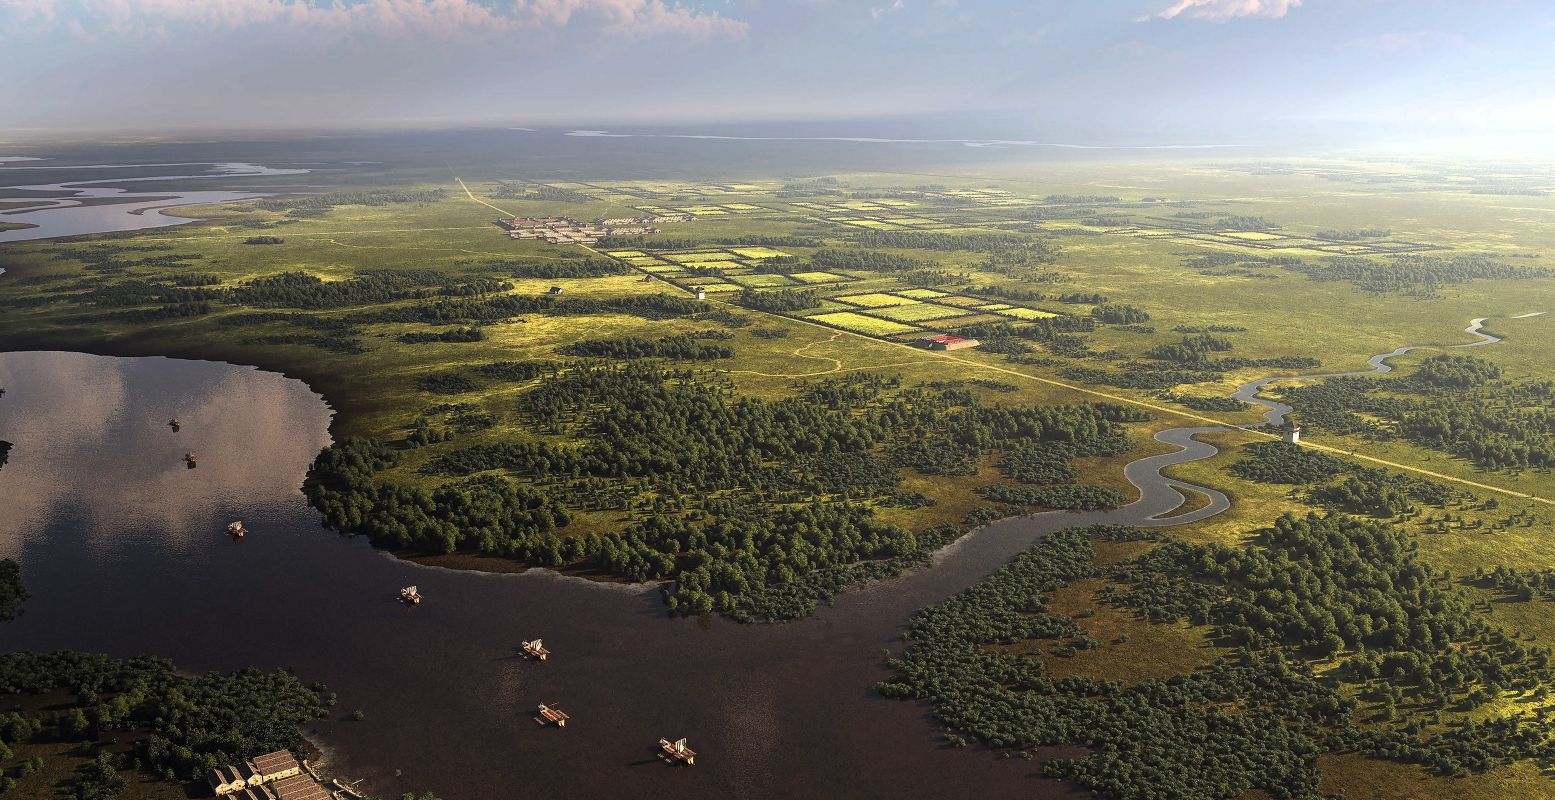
183 452 198 468
227 521 248 538
534 703 570 727
399 585 421 605
521 639 550 662
168 418 181 431
660 737 696 765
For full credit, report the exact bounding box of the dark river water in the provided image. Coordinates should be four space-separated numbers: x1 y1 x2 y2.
0 351 1227 799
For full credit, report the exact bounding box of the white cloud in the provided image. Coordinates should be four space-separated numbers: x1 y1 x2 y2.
869 0 903 22
1154 0 1300 22
2 0 749 43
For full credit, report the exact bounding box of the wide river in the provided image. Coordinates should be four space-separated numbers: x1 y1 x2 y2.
0 350 1232 799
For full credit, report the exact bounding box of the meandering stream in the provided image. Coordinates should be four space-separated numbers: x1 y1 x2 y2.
1232 317 1501 426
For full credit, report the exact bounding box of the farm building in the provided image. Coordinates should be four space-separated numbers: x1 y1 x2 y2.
251 750 302 783
230 785 279 800
917 334 980 351
270 774 331 800
208 765 249 795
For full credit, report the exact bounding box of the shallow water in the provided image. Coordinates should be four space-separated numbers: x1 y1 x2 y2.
0 350 1226 799
0 162 308 243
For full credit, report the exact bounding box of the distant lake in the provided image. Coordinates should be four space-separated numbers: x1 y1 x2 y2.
0 162 308 243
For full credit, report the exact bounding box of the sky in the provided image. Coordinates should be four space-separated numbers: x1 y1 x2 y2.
2 0 1554 147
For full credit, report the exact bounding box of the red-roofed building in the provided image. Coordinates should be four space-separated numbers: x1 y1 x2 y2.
918 334 980 351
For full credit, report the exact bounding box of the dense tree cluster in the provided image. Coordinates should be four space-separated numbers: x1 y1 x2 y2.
313 367 1145 616
1146 332 1235 363
0 559 25 622
1090 304 1150 324
242 236 284 245
881 515 1555 799
808 248 922 272
0 651 331 785
1285 255 1549 296
1308 468 1453 517
1274 357 1555 471
397 327 484 344
1228 442 1349 484
415 372 478 395
734 288 823 313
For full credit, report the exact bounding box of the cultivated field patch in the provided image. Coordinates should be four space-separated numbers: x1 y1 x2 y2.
836 293 920 308
807 311 922 336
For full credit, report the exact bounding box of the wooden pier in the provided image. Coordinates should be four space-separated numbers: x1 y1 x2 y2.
534 703 570 728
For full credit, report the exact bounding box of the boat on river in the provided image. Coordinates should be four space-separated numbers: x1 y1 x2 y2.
399 585 422 605
521 639 550 661
183 452 198 468
660 737 696 765
535 704 570 727
227 521 247 538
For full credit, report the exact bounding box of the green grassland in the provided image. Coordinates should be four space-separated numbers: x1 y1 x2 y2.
4 156 1555 799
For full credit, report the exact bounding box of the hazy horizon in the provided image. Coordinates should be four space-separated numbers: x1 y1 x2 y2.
4 1 1555 156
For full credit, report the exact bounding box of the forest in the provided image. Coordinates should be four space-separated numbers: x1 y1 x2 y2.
879 515 1555 799
0 651 331 793
0 560 24 622
1274 354 1555 471
308 367 1147 616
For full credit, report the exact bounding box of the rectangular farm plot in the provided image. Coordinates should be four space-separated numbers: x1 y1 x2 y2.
789 271 850 284
896 288 949 299
729 247 791 259
975 303 1013 311
731 274 797 288
808 312 922 336
682 260 745 271
933 296 992 308
836 293 920 308
664 252 734 263
637 264 683 274
867 303 970 323
605 250 647 258
997 307 1060 320
721 204 766 212
691 282 742 292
